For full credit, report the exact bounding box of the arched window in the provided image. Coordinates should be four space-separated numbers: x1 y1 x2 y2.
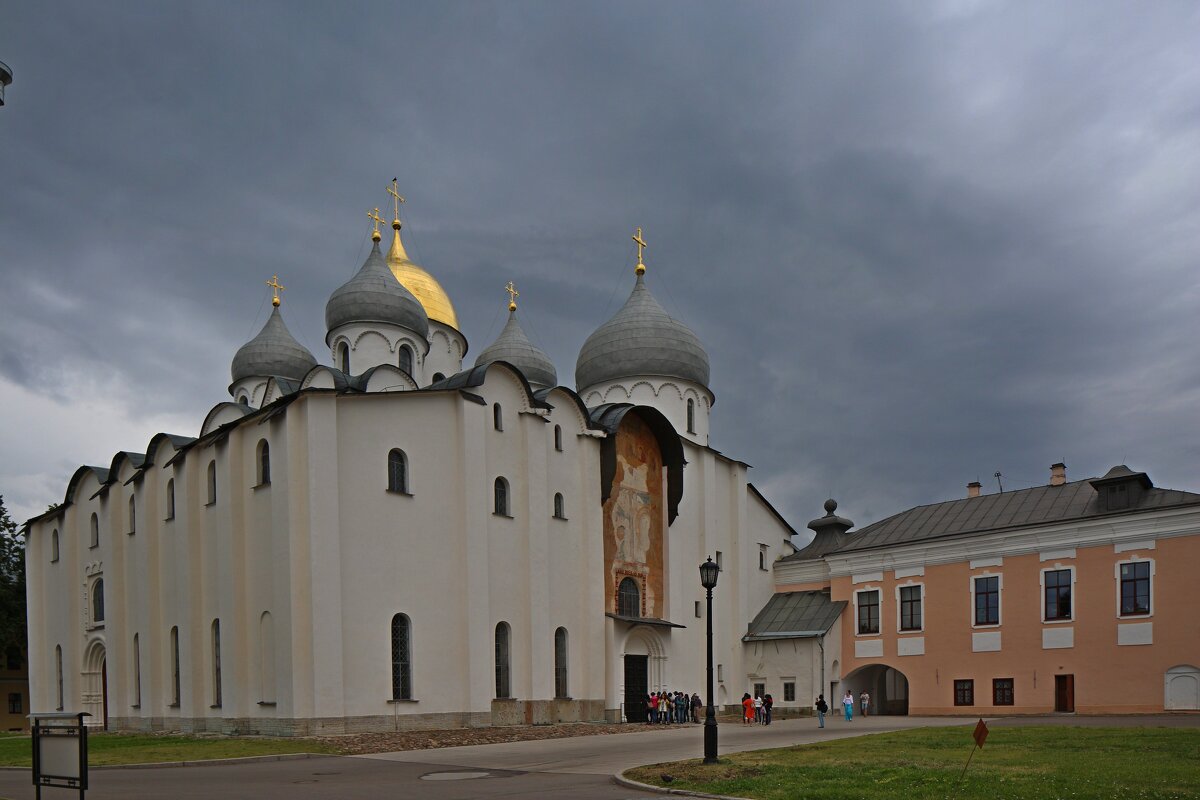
387 449 408 493
166 478 175 520
54 645 63 710
50 529 59 563
211 619 222 707
169 626 181 706
398 344 413 374
207 461 217 505
617 577 640 617
257 439 271 486
128 496 136 535
390 614 412 700
92 579 105 623
554 627 569 699
554 425 563 452
687 398 696 433
132 633 142 708
494 477 509 516
494 622 511 699
553 493 565 519
338 342 350 374
259 611 276 704
432 372 445 383
89 513 99 548
493 403 503 431
237 394 249 406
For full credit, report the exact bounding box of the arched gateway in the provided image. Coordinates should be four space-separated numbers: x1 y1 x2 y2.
843 663 909 715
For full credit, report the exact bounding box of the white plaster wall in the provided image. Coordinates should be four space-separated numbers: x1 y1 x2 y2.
580 377 712 447
424 323 466 385
329 324 428 378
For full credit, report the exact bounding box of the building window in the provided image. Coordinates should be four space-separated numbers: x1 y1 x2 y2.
715 551 723 571
717 663 724 682
387 449 409 494
493 403 504 431
7 693 20 714
55 645 63 710
974 575 1000 626
391 614 412 700
993 678 1014 706
89 513 99 548
494 622 511 699
1044 568 1073 621
170 626 181 706
128 496 136 535
686 399 695 433
617 577 640 617
50 529 59 563
338 342 350 374
92 579 105 623
211 619 222 708
694 600 702 618
257 439 271 486
398 344 413 374
954 679 974 706
432 372 445 383
899 585 923 631
759 548 767 571
783 682 796 702
553 493 565 519
857 589 880 635
1107 484 1129 511
165 478 175 520
494 477 510 516
554 627 569 698
260 611 276 704
1119 561 1151 616
207 461 217 505
132 633 141 707
554 425 563 451
237 394 249 406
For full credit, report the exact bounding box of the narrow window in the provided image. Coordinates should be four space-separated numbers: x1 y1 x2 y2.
686 398 695 433
50 529 59 563
237 395 249 406
694 600 701 618
857 589 880 635
391 614 412 700
954 679 974 706
494 622 511 699
166 478 175 521
55 645 63 710
715 551 723 571
493 403 503 431
207 461 217 505
1120 561 1151 616
554 627 569 698
132 633 142 707
717 663 724 682
554 425 563 452
494 477 509 516
89 513 99 548
7 693 20 714
992 678 1014 706
1044 569 1072 621
257 439 271 486
128 496 136 535
783 682 796 702
211 619 222 707
170 626 181 706
338 342 350 374
553 493 565 519
259 611 276 703
398 345 413 374
617 577 641 617
974 576 1000 625
92 579 105 623
388 449 408 493
900 585 922 631
432 372 445 383
759 547 768 571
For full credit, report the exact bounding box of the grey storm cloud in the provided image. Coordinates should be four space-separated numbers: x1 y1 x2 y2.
1 0 1198 528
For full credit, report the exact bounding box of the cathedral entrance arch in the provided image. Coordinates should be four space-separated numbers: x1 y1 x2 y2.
82 638 109 729
621 626 667 722
843 663 908 716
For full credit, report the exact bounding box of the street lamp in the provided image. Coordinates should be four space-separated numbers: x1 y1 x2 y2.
699 556 720 764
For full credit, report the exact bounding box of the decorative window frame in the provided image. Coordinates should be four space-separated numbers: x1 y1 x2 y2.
895 581 924 634
953 679 974 706
1040 565 1076 624
853 587 882 637
1114 556 1155 620
969 572 1003 629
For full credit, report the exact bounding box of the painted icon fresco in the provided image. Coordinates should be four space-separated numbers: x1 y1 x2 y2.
603 413 665 618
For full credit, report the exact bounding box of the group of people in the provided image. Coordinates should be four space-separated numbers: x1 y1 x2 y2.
644 691 703 724
739 692 775 725
813 690 869 727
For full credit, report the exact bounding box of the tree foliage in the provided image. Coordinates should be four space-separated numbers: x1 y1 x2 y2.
0 495 27 657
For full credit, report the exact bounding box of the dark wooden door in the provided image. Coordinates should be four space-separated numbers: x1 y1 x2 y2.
624 655 648 722
1055 674 1074 713
101 659 110 729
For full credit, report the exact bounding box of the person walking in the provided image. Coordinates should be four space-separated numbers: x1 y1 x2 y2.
815 694 828 728
842 690 854 722
742 692 754 724
860 690 870 717
691 692 702 723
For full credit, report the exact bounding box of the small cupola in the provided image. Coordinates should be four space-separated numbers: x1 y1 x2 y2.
474 282 557 389
1089 465 1153 512
229 275 317 406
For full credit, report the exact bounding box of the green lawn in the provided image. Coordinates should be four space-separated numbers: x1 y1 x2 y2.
625 726 1200 800
0 732 338 768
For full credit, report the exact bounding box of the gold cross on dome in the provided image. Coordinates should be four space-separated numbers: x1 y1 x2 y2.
265 275 285 307
387 178 405 222
632 226 647 274
505 281 519 311
367 207 385 239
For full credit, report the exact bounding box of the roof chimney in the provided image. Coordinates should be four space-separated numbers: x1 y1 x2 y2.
1050 462 1067 487
967 481 982 498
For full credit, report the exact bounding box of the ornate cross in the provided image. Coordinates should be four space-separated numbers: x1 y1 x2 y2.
265 275 285 307
632 226 647 274
387 178 405 222
505 281 519 311
367 207 385 239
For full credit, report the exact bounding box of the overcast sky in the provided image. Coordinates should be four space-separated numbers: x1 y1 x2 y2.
2 1 1198 535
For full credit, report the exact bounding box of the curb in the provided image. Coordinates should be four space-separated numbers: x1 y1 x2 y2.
613 770 749 800
0 752 327 772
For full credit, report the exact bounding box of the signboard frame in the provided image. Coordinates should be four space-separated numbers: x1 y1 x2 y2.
29 712 90 800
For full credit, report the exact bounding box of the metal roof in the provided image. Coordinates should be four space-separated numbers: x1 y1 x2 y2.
743 591 846 641
474 309 557 389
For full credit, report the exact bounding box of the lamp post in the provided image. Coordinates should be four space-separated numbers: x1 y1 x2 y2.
699 556 720 764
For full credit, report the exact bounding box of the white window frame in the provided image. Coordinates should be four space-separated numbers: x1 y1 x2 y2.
1114 556 1155 620
969 572 1003 629
1040 564 1076 624
895 581 924 634
853 587 882 637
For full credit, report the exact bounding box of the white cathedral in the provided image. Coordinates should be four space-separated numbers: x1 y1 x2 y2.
24 196 812 734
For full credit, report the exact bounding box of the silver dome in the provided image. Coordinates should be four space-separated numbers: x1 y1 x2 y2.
575 274 709 390
475 309 557 389
325 240 429 341
231 306 318 383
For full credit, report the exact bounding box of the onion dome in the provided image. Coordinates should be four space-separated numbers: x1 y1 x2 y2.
325 236 429 342
575 272 709 390
231 306 317 382
475 298 557 389
387 219 459 330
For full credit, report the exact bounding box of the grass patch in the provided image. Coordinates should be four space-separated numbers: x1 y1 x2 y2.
626 725 1200 800
0 733 339 768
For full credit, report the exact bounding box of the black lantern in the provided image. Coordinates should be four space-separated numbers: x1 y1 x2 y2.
699 557 720 590
700 556 719 763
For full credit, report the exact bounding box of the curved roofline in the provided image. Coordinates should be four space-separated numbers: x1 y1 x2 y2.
534 386 601 432
426 361 552 410
64 465 109 506
591 403 686 524
201 401 256 437
578 373 716 406
102 451 147 487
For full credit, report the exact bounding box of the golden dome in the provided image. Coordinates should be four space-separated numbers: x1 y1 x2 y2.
386 224 459 330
